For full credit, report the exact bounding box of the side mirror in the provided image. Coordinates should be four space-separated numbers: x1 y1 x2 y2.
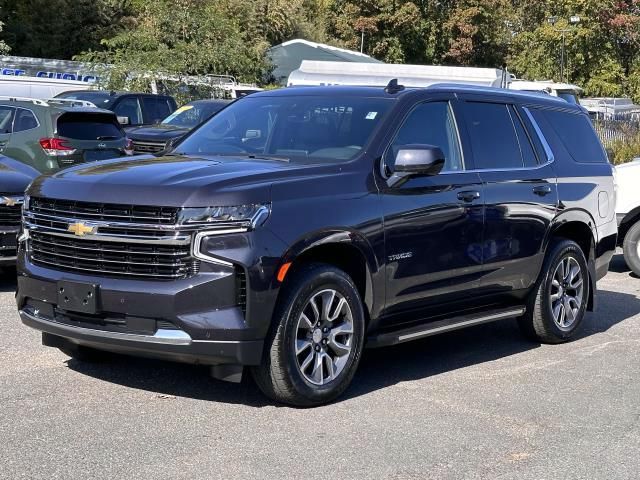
394 144 445 176
117 116 130 125
605 147 614 164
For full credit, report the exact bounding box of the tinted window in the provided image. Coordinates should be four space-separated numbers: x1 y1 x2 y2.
534 108 607 163
510 106 538 167
142 97 173 124
0 106 15 133
388 101 463 172
114 97 143 125
55 91 113 107
13 109 38 132
178 96 392 164
57 113 124 140
463 102 523 170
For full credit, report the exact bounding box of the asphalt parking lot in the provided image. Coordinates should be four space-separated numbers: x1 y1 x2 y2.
1 253 639 480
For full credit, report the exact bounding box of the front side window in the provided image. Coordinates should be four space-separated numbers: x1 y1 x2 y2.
177 96 393 164
0 106 15 133
13 109 38 132
386 101 463 172
462 102 524 170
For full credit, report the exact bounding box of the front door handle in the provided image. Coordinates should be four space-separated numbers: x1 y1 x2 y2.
457 190 481 203
533 185 552 196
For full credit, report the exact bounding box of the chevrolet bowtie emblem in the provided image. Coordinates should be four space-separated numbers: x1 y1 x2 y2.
1 196 17 207
67 222 97 237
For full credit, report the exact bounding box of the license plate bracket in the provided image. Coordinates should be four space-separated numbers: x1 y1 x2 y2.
57 280 100 314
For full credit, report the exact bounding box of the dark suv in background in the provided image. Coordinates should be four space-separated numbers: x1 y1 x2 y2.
54 91 177 129
127 99 231 154
16 84 616 406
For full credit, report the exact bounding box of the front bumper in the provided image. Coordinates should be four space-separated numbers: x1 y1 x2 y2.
16 257 265 366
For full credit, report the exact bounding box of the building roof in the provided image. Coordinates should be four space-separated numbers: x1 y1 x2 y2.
267 39 383 86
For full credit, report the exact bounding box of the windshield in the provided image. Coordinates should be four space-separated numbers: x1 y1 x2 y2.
176 95 393 163
557 91 579 104
162 102 228 128
56 91 113 106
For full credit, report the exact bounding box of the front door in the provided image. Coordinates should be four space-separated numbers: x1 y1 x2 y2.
381 98 485 325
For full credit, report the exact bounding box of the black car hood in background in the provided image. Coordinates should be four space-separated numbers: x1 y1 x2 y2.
0 156 40 193
127 124 190 143
27 154 323 208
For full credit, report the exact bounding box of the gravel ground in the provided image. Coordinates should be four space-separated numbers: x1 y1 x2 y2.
1 253 639 480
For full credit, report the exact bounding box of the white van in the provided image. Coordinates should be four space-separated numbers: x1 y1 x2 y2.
0 75 93 98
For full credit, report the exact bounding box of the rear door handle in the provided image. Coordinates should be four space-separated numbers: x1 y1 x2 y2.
457 190 481 203
533 185 552 196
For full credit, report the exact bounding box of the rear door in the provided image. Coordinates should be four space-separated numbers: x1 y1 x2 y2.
457 97 558 297
56 112 127 164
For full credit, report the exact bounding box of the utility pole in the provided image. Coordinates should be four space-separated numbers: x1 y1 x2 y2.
548 15 581 83
360 29 365 54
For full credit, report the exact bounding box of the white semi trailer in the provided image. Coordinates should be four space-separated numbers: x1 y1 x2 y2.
287 60 581 102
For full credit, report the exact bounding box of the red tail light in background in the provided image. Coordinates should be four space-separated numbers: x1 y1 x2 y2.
39 138 76 156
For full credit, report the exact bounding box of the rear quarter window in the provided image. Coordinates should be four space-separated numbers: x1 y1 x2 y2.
530 108 607 163
57 113 124 140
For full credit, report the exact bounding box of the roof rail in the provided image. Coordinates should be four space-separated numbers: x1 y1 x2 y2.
45 98 97 108
0 96 48 106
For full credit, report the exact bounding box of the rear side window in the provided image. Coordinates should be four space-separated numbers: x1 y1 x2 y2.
461 102 524 170
57 113 123 140
142 97 173 124
511 107 539 167
531 108 607 163
13 109 39 132
113 97 143 125
0 106 15 133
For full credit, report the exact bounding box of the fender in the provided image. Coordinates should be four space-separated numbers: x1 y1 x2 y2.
277 228 383 319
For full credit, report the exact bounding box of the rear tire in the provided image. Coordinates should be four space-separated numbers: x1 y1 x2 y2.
252 263 365 407
518 239 589 344
623 221 640 276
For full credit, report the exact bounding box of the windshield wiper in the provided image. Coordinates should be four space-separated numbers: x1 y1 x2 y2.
96 136 119 140
210 153 290 162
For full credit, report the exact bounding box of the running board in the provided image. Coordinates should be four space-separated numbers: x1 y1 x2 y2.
366 306 526 348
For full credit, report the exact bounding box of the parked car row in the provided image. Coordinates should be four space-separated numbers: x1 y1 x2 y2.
3 81 618 407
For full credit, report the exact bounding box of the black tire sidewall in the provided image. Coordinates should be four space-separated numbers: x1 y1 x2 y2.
278 266 365 404
623 222 640 276
539 241 589 340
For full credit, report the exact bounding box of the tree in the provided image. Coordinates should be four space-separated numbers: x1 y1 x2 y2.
0 19 9 55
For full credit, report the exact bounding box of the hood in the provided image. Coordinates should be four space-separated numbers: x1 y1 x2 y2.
27 154 325 207
0 156 40 194
127 124 190 142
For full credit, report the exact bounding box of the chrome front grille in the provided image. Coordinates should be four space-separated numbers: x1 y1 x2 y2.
25 197 198 280
131 140 166 154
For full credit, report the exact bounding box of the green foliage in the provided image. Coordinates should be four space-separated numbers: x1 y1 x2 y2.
0 19 9 55
608 135 640 165
0 0 639 101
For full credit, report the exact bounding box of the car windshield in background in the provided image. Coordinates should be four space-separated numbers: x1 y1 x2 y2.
557 91 579 104
162 103 225 128
176 96 393 163
57 113 124 140
55 92 112 106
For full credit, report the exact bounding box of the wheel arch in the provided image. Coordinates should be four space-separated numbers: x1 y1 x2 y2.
617 205 640 246
546 211 597 311
275 230 379 323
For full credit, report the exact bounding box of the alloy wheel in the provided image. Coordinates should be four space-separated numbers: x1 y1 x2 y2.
294 289 354 385
550 256 584 329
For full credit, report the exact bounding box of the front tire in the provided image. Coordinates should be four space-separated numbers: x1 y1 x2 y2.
623 221 640 276
518 239 589 344
253 263 365 407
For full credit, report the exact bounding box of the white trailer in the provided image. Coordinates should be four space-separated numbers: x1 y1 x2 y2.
0 75 93 98
287 61 582 102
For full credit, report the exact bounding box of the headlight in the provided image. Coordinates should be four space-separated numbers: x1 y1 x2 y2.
179 203 270 229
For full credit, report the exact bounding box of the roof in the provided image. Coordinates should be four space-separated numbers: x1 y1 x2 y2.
252 83 579 109
267 39 383 86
